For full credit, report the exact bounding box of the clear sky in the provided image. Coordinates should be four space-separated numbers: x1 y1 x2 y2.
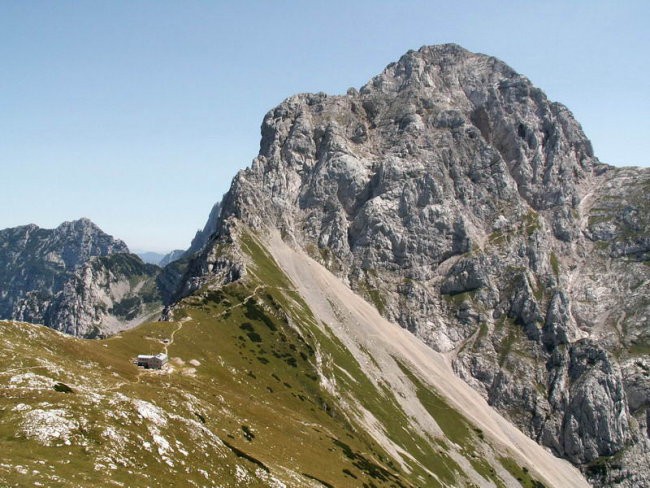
1 1 648 252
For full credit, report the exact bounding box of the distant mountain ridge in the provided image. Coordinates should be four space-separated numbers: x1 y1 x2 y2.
0 218 165 336
137 249 185 266
136 251 166 265
159 249 185 267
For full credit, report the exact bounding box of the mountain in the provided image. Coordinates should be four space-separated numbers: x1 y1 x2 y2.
1 44 647 486
178 44 649 486
159 249 185 267
45 253 164 337
187 201 222 256
0 230 588 487
137 251 166 265
0 218 128 321
137 250 185 267
0 219 165 337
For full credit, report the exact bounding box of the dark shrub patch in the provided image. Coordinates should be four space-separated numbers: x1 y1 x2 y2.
53 382 73 393
242 425 255 441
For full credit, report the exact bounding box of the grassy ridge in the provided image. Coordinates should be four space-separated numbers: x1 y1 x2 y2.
0 230 537 487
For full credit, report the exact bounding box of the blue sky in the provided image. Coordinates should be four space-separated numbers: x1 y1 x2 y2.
1 1 648 252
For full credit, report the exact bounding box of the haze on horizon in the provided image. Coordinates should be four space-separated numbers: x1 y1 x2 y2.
1 1 648 253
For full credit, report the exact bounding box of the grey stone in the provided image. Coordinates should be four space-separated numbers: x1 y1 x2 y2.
177 44 650 486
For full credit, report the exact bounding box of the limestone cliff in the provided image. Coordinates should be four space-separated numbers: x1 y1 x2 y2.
183 44 649 486
0 219 163 336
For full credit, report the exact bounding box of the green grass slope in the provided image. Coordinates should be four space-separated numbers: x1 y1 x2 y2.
0 230 549 487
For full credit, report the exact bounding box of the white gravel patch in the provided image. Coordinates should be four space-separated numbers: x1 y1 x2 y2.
132 399 167 427
20 408 78 446
265 231 591 488
8 372 53 389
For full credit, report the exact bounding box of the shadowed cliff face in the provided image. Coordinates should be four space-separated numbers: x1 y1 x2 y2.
187 44 650 486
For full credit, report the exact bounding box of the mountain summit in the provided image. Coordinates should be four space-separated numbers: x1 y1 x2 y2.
0 45 647 487
0 218 129 321
180 44 649 486
0 218 164 336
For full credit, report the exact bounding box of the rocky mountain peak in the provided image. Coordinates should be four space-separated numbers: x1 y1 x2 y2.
362 43 515 96
50 218 129 269
187 202 222 256
0 218 128 271
218 44 601 269
1 44 645 487
188 44 649 486
0 218 163 337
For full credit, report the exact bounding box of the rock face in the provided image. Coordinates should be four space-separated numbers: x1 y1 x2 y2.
183 45 649 485
187 201 222 256
159 249 184 267
0 219 163 336
45 254 163 337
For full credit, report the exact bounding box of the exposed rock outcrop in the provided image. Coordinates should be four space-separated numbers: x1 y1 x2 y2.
0 219 164 336
44 253 163 336
187 201 222 256
183 44 649 485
